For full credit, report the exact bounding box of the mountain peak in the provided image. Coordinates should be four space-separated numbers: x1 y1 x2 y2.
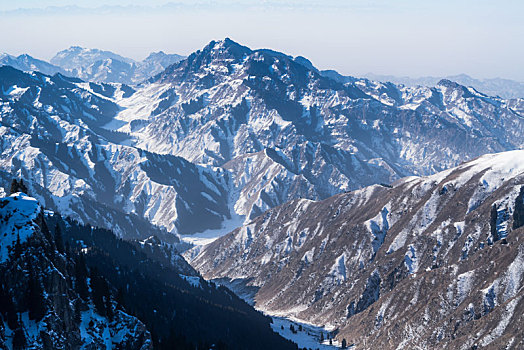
293 55 317 72
16 53 32 60
437 78 463 89
204 38 252 57
67 45 85 51
146 50 166 58
152 38 251 82
143 51 185 65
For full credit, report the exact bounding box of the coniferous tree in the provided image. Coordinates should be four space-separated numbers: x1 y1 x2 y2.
65 241 72 256
115 287 125 311
13 317 27 350
341 338 347 349
3 292 18 330
27 265 47 321
106 301 114 321
18 179 28 194
9 178 29 195
14 233 23 258
74 299 82 325
90 269 111 317
0 283 7 316
54 223 64 254
9 179 19 194
74 254 89 300
12 325 27 350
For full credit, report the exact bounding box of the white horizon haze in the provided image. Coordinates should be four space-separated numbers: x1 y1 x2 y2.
1 0 523 81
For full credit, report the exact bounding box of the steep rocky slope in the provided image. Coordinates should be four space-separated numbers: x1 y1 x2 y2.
189 150 524 349
0 192 152 349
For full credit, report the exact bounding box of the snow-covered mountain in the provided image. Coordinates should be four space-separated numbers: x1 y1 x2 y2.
0 66 231 239
188 150 524 349
1 48 186 85
1 38 524 348
50 46 185 84
111 38 524 222
1 38 523 243
137 51 187 81
50 46 135 70
364 72 524 99
0 53 65 76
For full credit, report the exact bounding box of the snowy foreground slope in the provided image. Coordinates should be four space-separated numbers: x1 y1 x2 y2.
1 38 523 243
0 192 152 349
0 192 40 263
189 150 524 349
0 192 297 349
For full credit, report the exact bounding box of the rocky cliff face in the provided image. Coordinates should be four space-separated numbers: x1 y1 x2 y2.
189 150 524 349
0 192 152 349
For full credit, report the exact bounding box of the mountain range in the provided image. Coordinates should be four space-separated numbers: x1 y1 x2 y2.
0 38 523 349
1 47 185 85
1 38 522 241
363 73 524 100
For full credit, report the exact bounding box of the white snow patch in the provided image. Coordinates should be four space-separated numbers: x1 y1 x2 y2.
404 244 418 274
328 253 347 284
388 230 408 254
180 274 202 288
180 213 245 247
270 317 343 350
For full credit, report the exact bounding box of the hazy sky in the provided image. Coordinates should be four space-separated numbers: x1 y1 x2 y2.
1 0 523 80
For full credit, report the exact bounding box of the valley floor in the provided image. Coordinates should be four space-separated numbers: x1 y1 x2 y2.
271 317 345 350
180 214 245 246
